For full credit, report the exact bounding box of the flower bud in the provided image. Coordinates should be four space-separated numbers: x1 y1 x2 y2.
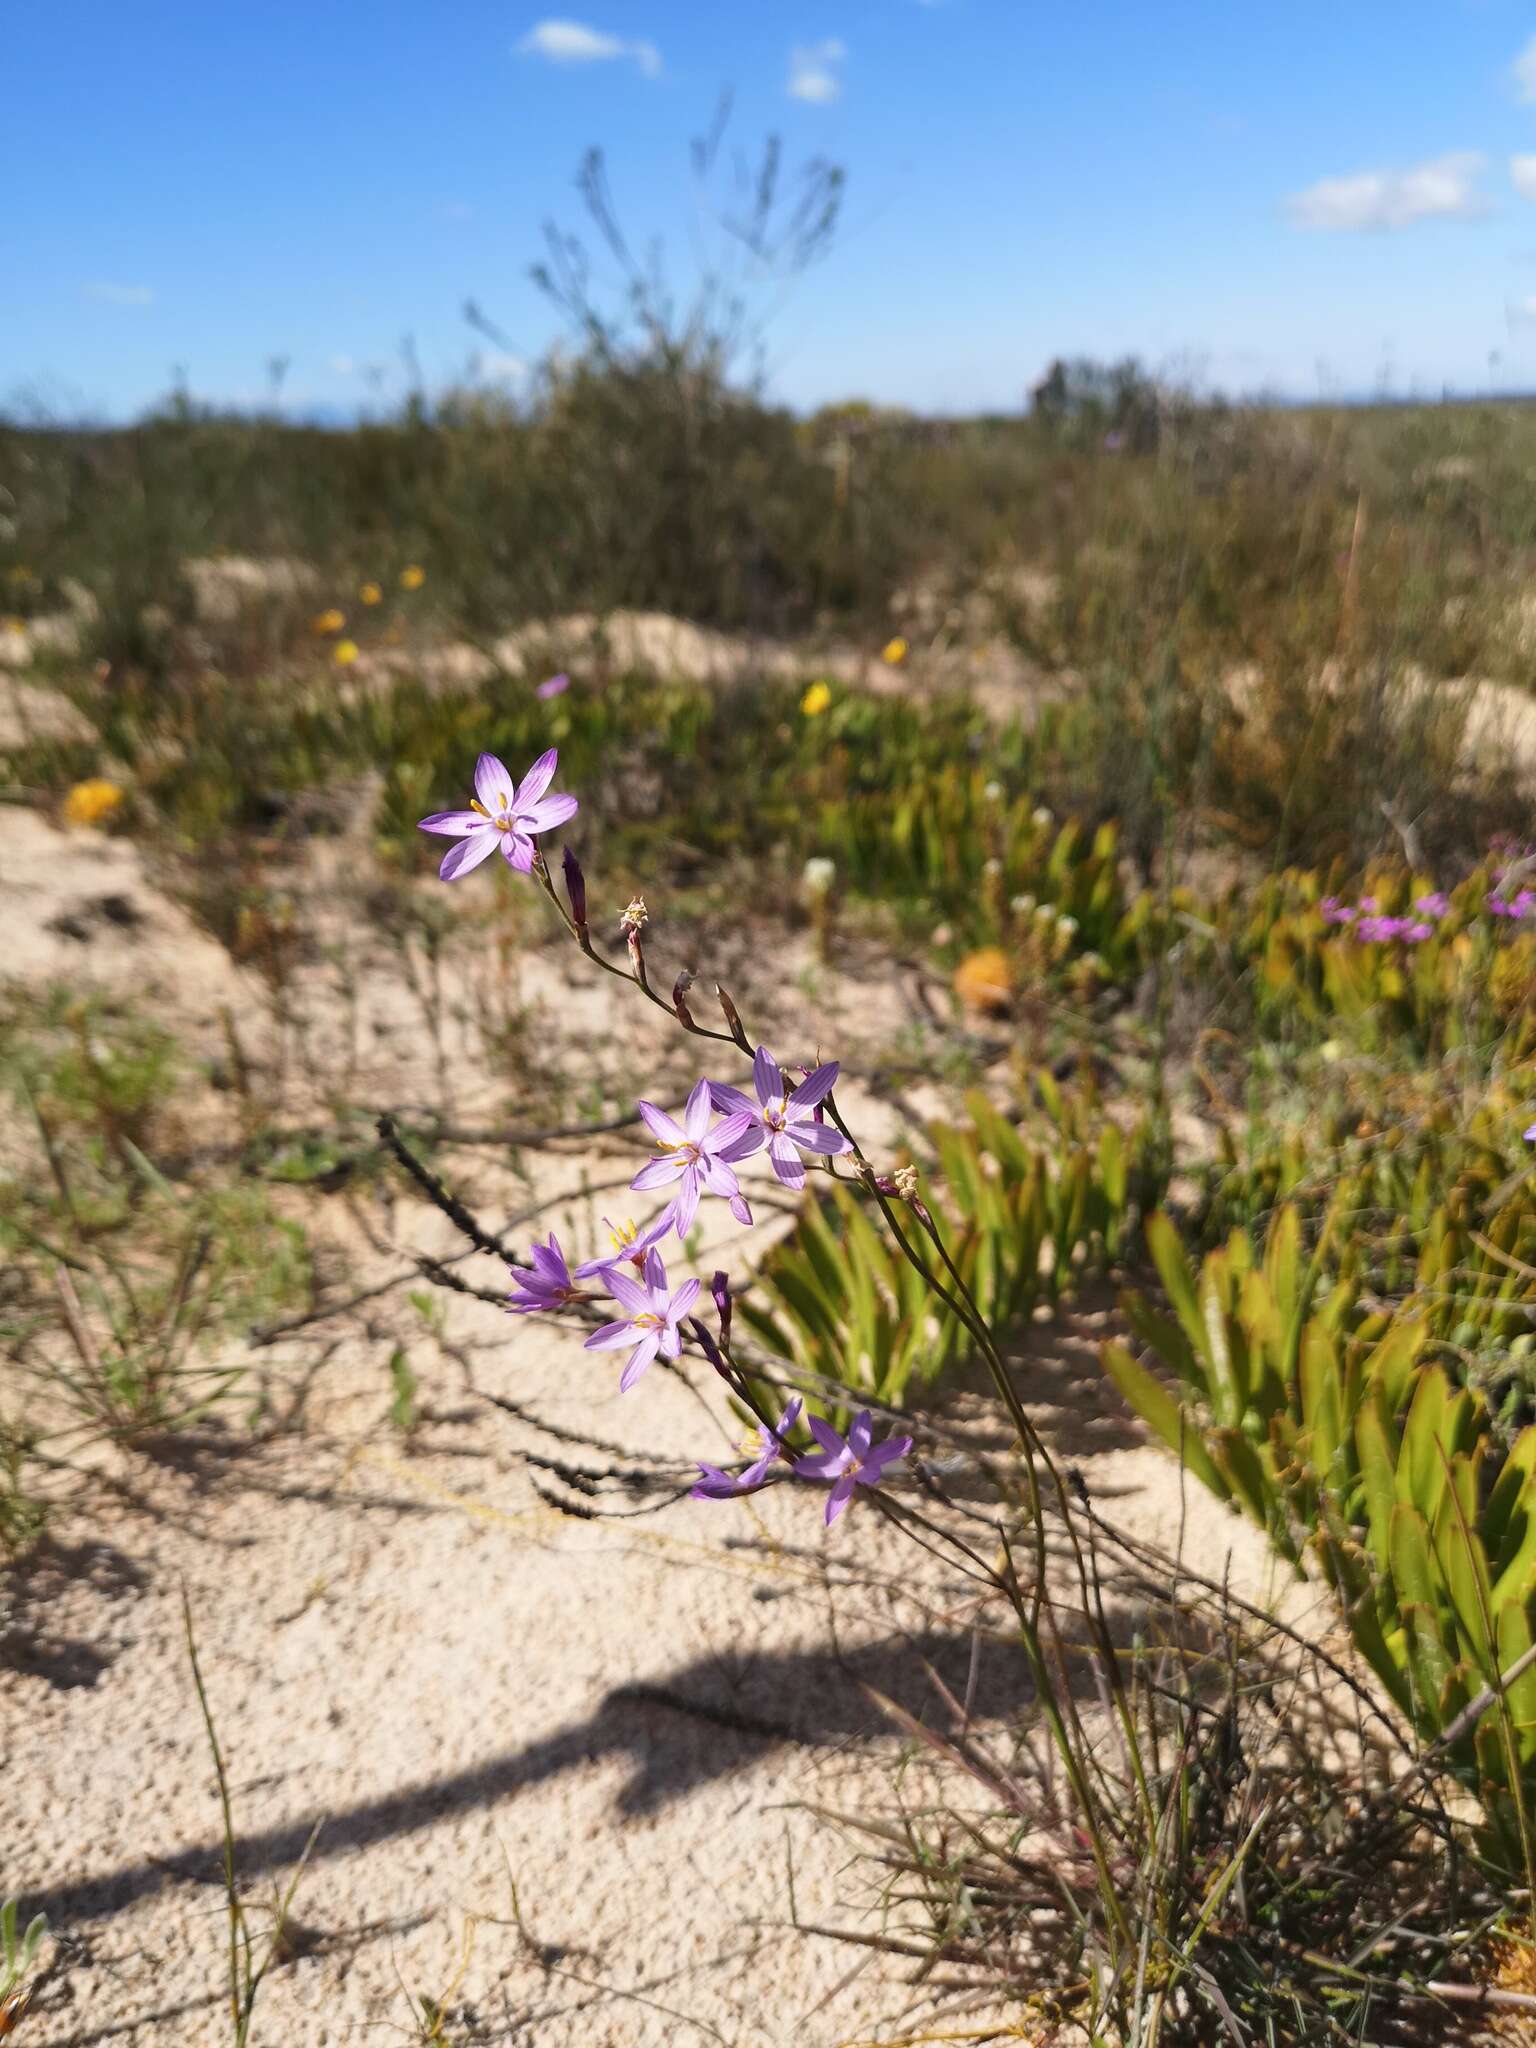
562 845 587 931
715 983 746 1046
711 1270 733 1349
672 968 697 1029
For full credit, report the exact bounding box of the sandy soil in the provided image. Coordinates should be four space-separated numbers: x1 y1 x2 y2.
1 805 1312 2047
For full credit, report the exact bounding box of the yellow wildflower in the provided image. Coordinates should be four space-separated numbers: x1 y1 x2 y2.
881 636 908 665
358 581 382 606
312 608 345 634
800 679 832 717
400 564 426 591
952 947 1011 1016
333 639 360 666
63 778 125 829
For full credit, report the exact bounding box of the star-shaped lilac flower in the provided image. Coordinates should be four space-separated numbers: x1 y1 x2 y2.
575 1213 673 1288
794 1409 913 1525
506 1234 585 1315
691 1398 804 1501
708 1047 850 1192
418 749 578 881
582 1246 701 1392
630 1079 754 1239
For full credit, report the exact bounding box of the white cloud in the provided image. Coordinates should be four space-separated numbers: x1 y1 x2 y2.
329 355 356 375
517 19 660 77
1514 33 1536 103
1513 155 1536 203
788 38 846 103
1286 151 1488 231
477 350 527 381
83 281 154 306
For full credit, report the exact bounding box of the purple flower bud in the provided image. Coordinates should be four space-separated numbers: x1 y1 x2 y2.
562 844 587 930
673 968 697 1028
711 1269 733 1348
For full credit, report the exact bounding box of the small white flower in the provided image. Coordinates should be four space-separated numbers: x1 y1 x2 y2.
802 857 837 897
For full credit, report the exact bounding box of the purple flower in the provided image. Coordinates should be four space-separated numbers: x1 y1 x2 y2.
1319 896 1353 925
1402 921 1434 943
1414 892 1449 918
537 672 570 700
507 1234 585 1314
708 1047 851 1192
417 749 578 881
793 1409 913 1525
691 1398 804 1501
1525 1122 1536 1143
1356 914 1412 943
575 1213 673 1286
1359 896 1379 913
583 1246 700 1392
630 1079 755 1238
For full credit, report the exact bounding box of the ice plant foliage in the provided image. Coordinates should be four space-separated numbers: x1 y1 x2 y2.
631 1079 755 1237
583 1246 700 1392
423 748 914 1529
709 1048 850 1191
418 749 578 880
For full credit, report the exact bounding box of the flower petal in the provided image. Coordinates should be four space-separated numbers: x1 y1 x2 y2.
769 1131 806 1190
709 1083 759 1121
863 1435 913 1479
440 832 499 881
631 1156 684 1191
670 1174 700 1239
825 1473 857 1524
671 1277 702 1319
515 747 558 810
519 792 578 834
847 1410 874 1460
683 1077 715 1142
584 1320 640 1351
807 1415 847 1460
474 753 515 811
790 1119 848 1155
716 1122 765 1164
638 1100 686 1147
418 810 485 837
501 831 536 873
691 1463 740 1500
619 1333 660 1391
753 1046 783 1109
607 1269 653 1317
788 1061 839 1112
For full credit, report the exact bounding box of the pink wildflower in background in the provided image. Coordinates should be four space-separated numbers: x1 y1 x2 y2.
417 749 578 880
537 672 570 700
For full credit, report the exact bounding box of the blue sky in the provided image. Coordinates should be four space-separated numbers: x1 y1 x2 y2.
12 1 1536 418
